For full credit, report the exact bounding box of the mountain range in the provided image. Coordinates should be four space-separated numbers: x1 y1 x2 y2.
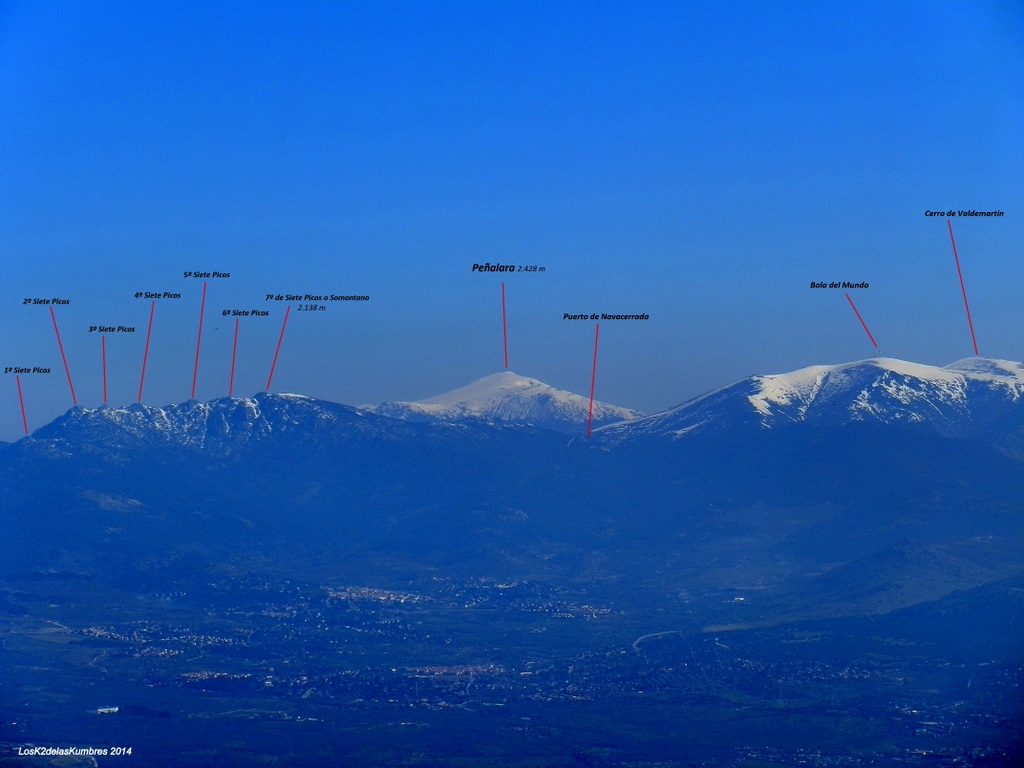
595 356 1024 447
2 355 1021 578
2 355 1022 766
10 356 1024 449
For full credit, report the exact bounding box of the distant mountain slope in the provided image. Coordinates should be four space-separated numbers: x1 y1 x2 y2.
767 540 1003 622
367 371 642 433
597 357 1024 446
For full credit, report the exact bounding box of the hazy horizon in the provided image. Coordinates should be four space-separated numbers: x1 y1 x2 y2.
1 1 1021 440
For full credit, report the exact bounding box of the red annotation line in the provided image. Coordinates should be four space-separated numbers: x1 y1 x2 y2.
587 323 600 437
138 301 155 401
948 219 979 355
266 305 291 391
501 282 509 369
845 293 878 349
102 336 108 404
191 280 207 399
16 375 28 435
229 319 239 396
50 306 76 404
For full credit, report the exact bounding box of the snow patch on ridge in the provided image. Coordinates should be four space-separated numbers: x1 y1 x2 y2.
748 365 832 418
944 358 1024 394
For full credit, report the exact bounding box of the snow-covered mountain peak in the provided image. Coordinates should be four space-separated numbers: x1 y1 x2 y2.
596 356 1024 444
746 357 1024 420
746 357 966 418
418 371 550 406
367 371 642 433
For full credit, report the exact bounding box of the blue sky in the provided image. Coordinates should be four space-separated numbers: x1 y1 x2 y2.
1 0 1022 439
